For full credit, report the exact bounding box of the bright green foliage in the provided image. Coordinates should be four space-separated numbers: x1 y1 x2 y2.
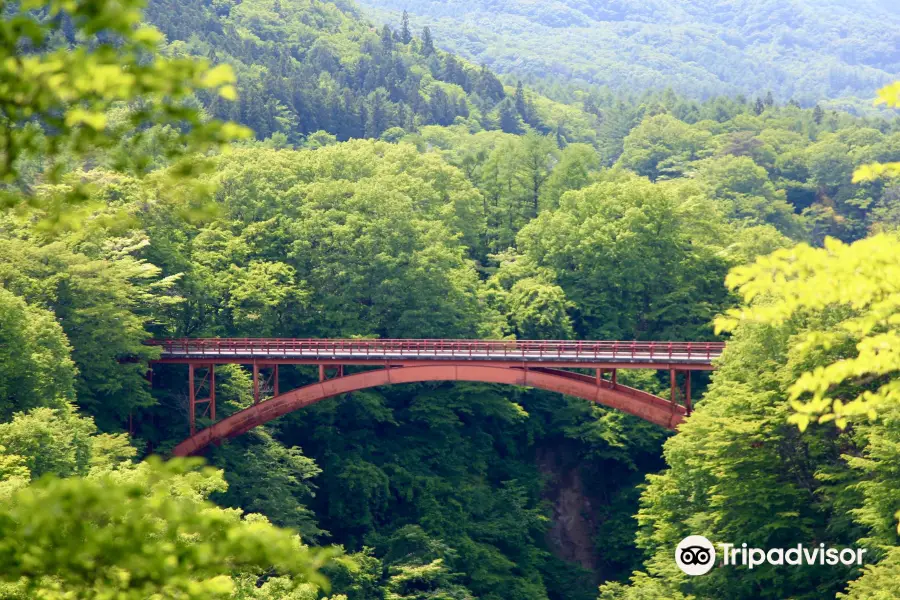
715 234 900 428
540 143 600 209
853 82 900 183
0 459 335 599
614 321 866 599
874 82 900 109
225 261 308 336
0 403 138 498
611 233 900 599
598 571 688 600
0 0 246 220
142 142 500 340
3 1 900 599
321 548 384 600
840 548 900 600
0 236 177 425
695 155 800 233
232 576 323 600
209 428 323 540
617 115 712 181
855 162 900 182
808 139 856 189
0 406 96 480
844 407 900 550
385 560 474 600
0 287 75 420
505 278 574 340
516 175 732 339
515 132 559 217
0 448 30 501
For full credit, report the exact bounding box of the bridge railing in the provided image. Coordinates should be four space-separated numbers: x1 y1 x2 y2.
146 339 725 362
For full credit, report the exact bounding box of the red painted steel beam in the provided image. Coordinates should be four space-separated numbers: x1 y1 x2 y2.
685 370 692 415
151 357 717 371
188 363 195 436
146 338 725 362
209 364 215 422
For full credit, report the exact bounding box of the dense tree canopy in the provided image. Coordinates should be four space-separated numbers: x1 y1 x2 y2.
0 1 899 599
357 0 900 104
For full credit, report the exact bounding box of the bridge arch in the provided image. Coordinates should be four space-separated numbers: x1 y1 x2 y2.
172 364 686 456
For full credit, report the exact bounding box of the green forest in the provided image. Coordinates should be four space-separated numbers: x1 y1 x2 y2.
358 0 900 107
0 0 899 599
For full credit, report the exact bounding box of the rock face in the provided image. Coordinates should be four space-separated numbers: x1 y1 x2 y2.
537 444 600 577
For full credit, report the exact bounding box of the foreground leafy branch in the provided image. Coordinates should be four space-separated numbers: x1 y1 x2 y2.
715 234 900 429
0 0 249 224
0 458 338 599
853 82 900 183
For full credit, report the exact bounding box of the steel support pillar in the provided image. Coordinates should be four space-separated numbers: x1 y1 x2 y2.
253 363 260 404
189 364 215 436
209 365 215 422
685 370 692 415
189 363 196 436
259 365 279 401
670 369 677 406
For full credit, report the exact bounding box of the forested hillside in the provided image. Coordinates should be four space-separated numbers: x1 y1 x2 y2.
142 0 599 145
1 1 900 599
359 0 900 105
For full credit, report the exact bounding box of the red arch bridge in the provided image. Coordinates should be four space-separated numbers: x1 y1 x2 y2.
146 338 725 456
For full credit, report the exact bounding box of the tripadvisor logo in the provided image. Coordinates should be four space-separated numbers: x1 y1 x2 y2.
676 535 717 576
675 535 868 576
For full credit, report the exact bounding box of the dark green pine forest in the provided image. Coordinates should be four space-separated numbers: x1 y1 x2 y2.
0 1 899 599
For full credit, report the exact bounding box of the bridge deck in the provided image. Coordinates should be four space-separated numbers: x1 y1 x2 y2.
148 339 724 369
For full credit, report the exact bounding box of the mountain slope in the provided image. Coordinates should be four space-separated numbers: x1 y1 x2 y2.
358 0 900 103
145 0 601 144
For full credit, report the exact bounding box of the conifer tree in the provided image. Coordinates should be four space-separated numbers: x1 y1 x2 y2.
515 81 527 120
381 25 394 53
498 97 523 134
400 10 412 44
754 97 765 115
813 104 824 124
422 26 435 56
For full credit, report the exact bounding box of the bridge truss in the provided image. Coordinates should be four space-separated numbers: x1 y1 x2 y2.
146 338 724 456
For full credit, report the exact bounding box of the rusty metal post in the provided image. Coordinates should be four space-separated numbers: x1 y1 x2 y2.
596 368 601 385
273 364 279 397
209 364 216 422
611 369 617 388
685 370 692 415
338 364 344 378
189 363 196 436
670 369 677 405
319 364 325 382
253 363 260 404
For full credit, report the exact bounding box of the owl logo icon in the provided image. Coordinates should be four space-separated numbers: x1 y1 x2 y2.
676 535 716 576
